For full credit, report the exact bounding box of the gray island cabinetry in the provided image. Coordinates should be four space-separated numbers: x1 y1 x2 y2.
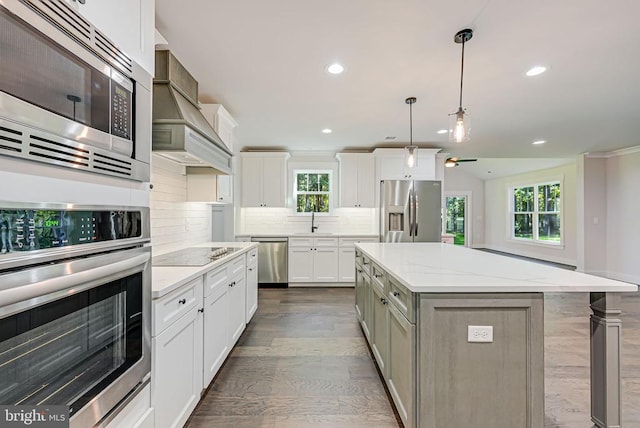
355 242 637 428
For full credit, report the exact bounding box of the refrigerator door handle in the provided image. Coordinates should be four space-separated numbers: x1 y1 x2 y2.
407 189 413 237
413 189 418 236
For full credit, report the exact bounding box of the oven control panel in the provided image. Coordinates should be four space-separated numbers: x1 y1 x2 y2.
0 209 141 253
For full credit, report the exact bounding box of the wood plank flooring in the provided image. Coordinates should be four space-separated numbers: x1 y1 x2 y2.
186 287 640 428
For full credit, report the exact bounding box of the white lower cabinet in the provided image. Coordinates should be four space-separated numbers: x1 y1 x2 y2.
203 284 228 386
152 285 203 428
152 248 257 428
288 237 338 283
289 246 315 282
246 248 258 321
338 237 379 282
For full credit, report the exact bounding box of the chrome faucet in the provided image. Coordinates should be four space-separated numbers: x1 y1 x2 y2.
311 211 318 233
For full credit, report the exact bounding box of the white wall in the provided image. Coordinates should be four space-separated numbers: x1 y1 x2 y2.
444 166 485 247
484 162 577 266
604 149 640 283
150 155 212 255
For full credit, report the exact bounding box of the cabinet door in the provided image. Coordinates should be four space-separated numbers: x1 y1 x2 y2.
241 157 264 206
261 157 286 207
356 155 375 208
152 309 200 428
371 284 390 378
203 287 229 387
362 274 373 341
227 274 246 346
313 247 339 282
339 156 359 208
246 263 258 322
388 303 416 428
354 267 364 321
217 175 233 203
288 247 314 282
338 247 356 282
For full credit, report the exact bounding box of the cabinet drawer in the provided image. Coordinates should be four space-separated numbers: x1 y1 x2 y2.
229 255 246 277
371 262 387 293
314 237 339 247
153 276 203 336
388 276 416 323
289 237 313 247
362 254 372 275
205 264 229 298
339 237 379 248
355 249 364 267
247 248 258 266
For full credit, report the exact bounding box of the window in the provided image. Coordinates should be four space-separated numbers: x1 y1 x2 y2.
511 182 561 243
294 170 331 213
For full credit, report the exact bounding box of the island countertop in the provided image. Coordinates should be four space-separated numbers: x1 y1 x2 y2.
355 242 637 293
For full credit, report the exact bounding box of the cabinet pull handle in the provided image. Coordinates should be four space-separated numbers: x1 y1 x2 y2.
383 299 388 305
198 308 204 313
178 299 186 304
375 274 383 278
393 291 400 297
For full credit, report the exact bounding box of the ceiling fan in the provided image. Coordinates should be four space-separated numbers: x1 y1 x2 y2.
445 157 477 168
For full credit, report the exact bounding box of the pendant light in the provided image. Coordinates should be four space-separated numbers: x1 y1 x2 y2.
449 29 473 143
404 97 418 170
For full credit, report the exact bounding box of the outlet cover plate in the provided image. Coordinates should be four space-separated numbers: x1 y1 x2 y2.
468 325 493 343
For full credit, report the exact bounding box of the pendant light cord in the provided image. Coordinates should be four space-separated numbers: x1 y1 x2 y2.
459 39 465 109
409 101 413 145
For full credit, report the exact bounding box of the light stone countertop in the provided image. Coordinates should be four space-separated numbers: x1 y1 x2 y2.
151 242 258 299
356 242 638 293
236 233 379 238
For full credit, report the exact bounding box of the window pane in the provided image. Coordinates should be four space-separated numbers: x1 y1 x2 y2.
538 183 561 212
319 174 330 191
317 195 329 213
514 213 533 238
308 174 319 191
296 174 308 192
296 195 308 212
514 187 534 212
538 214 561 241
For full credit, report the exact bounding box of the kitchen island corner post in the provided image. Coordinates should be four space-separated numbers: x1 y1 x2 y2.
589 292 623 428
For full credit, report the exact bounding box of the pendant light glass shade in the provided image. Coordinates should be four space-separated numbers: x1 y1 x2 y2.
449 106 471 143
404 97 418 171
449 29 473 144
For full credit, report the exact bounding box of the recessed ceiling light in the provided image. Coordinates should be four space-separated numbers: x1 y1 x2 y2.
526 66 547 77
326 63 344 74
321 128 332 134
532 140 546 145
437 129 448 134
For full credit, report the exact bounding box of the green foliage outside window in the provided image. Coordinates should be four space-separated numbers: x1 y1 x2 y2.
295 172 330 213
512 182 561 242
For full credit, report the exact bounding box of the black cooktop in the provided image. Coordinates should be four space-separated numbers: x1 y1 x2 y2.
152 247 237 267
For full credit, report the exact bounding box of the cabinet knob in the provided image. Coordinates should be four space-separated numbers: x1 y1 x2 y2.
219 197 223 200
198 308 204 313
248 268 253 271
178 298 186 304
393 291 400 297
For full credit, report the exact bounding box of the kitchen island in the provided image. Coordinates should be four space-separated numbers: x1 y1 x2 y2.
354 242 637 428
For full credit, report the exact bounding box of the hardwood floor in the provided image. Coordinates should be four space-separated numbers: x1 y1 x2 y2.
186 287 640 428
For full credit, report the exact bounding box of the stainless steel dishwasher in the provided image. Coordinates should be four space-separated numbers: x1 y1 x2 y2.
250 237 288 286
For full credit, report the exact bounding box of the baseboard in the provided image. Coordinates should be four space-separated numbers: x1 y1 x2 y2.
288 282 354 287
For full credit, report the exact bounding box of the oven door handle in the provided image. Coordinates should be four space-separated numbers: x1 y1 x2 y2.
0 252 150 314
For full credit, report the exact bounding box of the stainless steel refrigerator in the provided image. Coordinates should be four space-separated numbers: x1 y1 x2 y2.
380 180 442 242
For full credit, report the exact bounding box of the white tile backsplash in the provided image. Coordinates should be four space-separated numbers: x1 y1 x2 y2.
150 155 211 255
239 207 376 235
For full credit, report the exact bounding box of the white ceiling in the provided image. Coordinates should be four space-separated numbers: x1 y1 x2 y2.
155 0 640 166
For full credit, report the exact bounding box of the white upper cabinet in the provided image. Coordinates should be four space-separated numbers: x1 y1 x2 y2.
65 0 155 74
240 152 290 207
374 148 440 181
336 153 375 208
200 104 238 152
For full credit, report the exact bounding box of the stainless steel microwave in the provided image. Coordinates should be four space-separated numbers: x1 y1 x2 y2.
0 1 152 182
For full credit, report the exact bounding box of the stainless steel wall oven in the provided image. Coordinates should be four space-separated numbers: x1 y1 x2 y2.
0 1 152 182
0 203 151 428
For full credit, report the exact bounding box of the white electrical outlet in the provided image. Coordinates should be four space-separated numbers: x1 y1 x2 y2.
468 325 493 343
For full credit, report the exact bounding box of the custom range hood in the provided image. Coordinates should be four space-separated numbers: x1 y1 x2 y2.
152 50 232 173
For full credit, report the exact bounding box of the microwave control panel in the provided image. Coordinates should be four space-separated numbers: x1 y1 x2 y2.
111 82 132 140
0 209 141 253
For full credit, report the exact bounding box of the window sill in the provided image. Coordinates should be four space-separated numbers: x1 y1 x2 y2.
509 238 564 250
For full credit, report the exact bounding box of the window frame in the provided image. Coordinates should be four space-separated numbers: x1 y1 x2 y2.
293 169 333 215
509 179 562 246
